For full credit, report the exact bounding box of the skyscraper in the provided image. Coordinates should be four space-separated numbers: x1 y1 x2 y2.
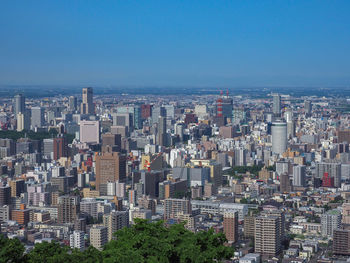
272 94 281 116
31 107 44 129
157 116 167 147
304 100 312 116
96 152 126 194
81 87 94 115
69 96 77 112
53 136 67 160
271 121 287 155
223 211 238 243
292 165 306 187
14 94 25 116
255 215 282 257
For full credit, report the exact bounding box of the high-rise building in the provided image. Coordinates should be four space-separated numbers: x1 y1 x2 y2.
70 230 85 251
333 229 350 255
81 87 94 115
31 107 44 129
53 136 67 160
90 225 108 251
280 173 292 193
342 203 350 224
0 186 11 206
316 162 341 188
16 112 29 132
102 133 121 152
14 94 25 116
79 120 100 144
157 116 167 147
69 96 77 112
244 211 256 239
321 209 341 237
141 104 152 120
255 215 282 257
164 198 191 219
96 152 126 193
103 210 129 241
304 100 312 116
57 195 80 224
223 211 238 243
152 106 166 124
292 165 306 187
272 94 281 116
9 179 25 197
271 121 287 155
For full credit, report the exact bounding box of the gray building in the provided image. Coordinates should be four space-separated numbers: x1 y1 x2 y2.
31 107 44 129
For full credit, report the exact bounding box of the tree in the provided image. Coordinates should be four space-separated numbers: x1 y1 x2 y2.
102 219 234 263
27 241 71 263
0 234 25 263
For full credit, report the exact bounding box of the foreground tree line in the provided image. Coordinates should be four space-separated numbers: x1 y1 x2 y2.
0 219 234 263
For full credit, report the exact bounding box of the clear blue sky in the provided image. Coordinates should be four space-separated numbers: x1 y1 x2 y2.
0 0 349 87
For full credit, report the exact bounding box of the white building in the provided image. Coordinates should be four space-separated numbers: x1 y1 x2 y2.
70 230 85 251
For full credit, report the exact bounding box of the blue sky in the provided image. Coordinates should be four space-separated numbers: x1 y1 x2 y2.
0 0 349 87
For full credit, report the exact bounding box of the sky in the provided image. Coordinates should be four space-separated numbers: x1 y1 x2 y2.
0 0 349 87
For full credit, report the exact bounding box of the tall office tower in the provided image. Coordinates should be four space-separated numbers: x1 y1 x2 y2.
292 165 306 187
70 230 85 251
43 138 54 158
69 96 77 112
96 152 126 194
90 225 108 251
286 120 295 139
157 116 167 147
79 120 100 144
304 100 312 116
141 104 152 120
280 173 292 193
0 186 11 206
271 121 287 155
103 210 129 241
116 106 142 130
164 198 192 219
102 133 121 152
221 96 233 119
151 106 166 124
234 147 247 166
57 195 80 224
272 93 281 116
342 203 350 224
81 87 94 114
31 107 44 129
333 229 350 255
316 162 341 188
321 209 341 237
9 179 25 197
255 215 282 257
16 113 24 131
112 113 134 132
14 94 25 116
53 136 67 160
223 211 238 243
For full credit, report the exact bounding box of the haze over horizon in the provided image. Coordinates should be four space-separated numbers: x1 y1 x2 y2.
1 1 350 87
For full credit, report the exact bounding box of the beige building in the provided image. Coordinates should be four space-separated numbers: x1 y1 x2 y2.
255 215 282 257
90 225 108 250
